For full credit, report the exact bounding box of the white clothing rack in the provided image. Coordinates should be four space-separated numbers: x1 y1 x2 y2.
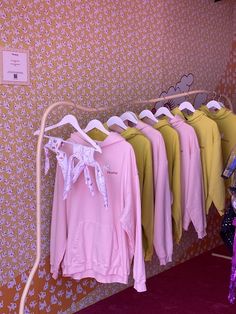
132 89 233 110
19 91 233 313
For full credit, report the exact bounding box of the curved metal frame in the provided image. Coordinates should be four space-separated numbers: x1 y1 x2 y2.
19 90 233 313
132 89 233 111
19 101 105 314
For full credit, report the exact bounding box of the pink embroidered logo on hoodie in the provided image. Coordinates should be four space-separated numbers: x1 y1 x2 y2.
103 163 118 175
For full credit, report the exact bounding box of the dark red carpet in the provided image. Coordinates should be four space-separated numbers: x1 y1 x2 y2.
75 246 236 314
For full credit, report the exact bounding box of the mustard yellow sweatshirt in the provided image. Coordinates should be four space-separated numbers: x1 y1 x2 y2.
120 127 154 261
172 108 225 215
199 106 236 167
153 120 182 243
87 128 155 261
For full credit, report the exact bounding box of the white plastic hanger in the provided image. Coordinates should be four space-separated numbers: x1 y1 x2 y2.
34 114 102 153
107 116 127 130
218 94 225 108
129 111 139 120
206 100 222 110
179 101 195 113
139 109 158 123
83 119 110 135
120 111 138 125
154 107 174 119
205 91 222 110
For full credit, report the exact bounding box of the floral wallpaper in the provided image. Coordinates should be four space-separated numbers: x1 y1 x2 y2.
216 4 236 111
0 0 235 313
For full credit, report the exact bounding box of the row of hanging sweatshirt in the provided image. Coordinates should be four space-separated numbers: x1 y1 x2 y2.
46 99 236 293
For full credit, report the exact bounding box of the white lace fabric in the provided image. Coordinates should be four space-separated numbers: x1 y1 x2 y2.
44 136 108 207
44 137 67 179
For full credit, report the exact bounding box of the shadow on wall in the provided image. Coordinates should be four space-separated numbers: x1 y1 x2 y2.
154 73 233 111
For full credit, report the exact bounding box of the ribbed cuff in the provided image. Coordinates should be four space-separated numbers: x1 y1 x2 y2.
144 252 153 262
134 281 147 292
218 209 225 216
197 229 207 239
50 265 59 280
159 255 172 266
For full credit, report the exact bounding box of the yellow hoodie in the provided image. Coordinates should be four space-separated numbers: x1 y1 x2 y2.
199 106 236 168
87 127 155 261
172 108 225 215
120 127 154 261
153 120 182 243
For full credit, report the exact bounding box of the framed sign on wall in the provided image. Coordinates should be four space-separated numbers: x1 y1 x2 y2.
0 47 30 85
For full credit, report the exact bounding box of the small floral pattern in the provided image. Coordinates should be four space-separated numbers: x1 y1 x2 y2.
216 24 236 107
0 0 235 313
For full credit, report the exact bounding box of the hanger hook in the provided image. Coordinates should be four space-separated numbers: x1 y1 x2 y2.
212 91 217 100
157 94 166 108
206 91 210 103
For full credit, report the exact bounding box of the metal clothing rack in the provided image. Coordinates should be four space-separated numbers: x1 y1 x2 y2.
19 90 233 314
132 89 233 110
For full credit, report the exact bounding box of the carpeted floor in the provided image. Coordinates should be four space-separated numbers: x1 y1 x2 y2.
75 246 236 314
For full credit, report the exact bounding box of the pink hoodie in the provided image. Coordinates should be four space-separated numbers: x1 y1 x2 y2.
50 132 146 292
169 115 206 238
136 121 173 265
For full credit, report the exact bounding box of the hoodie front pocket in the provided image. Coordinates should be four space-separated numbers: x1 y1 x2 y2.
71 221 120 268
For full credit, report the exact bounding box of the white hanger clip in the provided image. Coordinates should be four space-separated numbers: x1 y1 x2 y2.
107 116 127 130
139 109 158 122
179 101 195 113
83 119 110 135
154 107 174 119
120 111 138 125
206 91 222 110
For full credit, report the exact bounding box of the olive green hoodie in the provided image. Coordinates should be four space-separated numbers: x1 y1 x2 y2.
120 127 154 261
199 106 236 167
199 106 236 194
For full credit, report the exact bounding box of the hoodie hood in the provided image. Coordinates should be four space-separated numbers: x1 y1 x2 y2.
199 105 232 120
183 110 206 124
169 114 186 129
199 105 210 115
153 119 170 130
171 107 185 119
136 120 151 130
70 130 125 149
121 127 145 140
171 107 208 124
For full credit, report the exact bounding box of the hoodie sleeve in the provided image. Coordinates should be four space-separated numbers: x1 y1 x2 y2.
120 146 146 292
50 158 68 279
207 122 225 215
141 140 154 261
186 131 207 239
153 135 173 265
171 131 182 243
